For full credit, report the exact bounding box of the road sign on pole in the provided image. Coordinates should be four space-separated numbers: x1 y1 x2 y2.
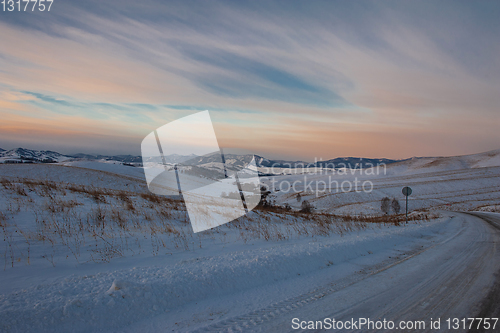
402 186 412 224
402 186 412 196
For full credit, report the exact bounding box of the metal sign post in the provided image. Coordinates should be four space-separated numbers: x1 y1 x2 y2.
402 186 412 223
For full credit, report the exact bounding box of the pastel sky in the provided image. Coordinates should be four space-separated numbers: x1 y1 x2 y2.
1 0 499 160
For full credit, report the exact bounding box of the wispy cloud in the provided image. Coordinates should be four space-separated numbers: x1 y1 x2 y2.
1 1 499 158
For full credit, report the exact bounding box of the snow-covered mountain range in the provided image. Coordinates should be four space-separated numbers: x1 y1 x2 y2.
0 148 70 163
1 147 499 172
0 147 400 168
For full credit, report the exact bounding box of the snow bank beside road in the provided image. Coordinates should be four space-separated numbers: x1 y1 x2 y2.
0 215 453 333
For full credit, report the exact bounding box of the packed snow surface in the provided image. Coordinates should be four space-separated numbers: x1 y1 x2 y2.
0 149 499 332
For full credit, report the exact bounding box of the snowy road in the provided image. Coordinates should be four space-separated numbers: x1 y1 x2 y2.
2 213 499 332
195 213 500 332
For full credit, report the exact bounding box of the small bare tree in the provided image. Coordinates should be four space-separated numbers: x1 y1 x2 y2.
381 197 391 215
300 200 314 213
391 198 401 214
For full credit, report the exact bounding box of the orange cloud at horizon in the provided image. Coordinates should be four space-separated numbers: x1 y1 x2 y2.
0 109 147 155
2 99 499 160
214 114 500 160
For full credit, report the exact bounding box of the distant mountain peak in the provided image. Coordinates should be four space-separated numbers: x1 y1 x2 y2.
0 147 69 163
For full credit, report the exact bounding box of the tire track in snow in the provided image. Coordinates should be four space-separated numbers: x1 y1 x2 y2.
193 219 468 333
342 214 493 333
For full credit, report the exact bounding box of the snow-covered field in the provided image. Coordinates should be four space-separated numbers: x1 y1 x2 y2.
0 149 499 332
265 149 500 214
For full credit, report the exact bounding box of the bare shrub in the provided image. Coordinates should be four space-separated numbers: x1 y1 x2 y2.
90 238 123 263
140 192 163 204
18 179 66 197
391 198 401 214
157 206 171 219
125 201 135 212
40 180 60 192
161 222 179 234
45 198 82 213
172 229 190 250
89 206 107 228
111 208 127 229
1 178 13 189
66 184 108 203
67 184 86 193
339 211 429 225
116 191 131 203
88 187 107 203
115 191 136 211
14 184 27 196
311 216 331 236
0 211 6 227
300 200 314 213
381 197 391 214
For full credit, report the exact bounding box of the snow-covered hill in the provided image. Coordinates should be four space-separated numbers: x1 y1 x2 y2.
0 148 71 163
266 148 500 214
382 149 500 175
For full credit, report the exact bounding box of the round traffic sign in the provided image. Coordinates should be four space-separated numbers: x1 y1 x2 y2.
402 186 412 196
